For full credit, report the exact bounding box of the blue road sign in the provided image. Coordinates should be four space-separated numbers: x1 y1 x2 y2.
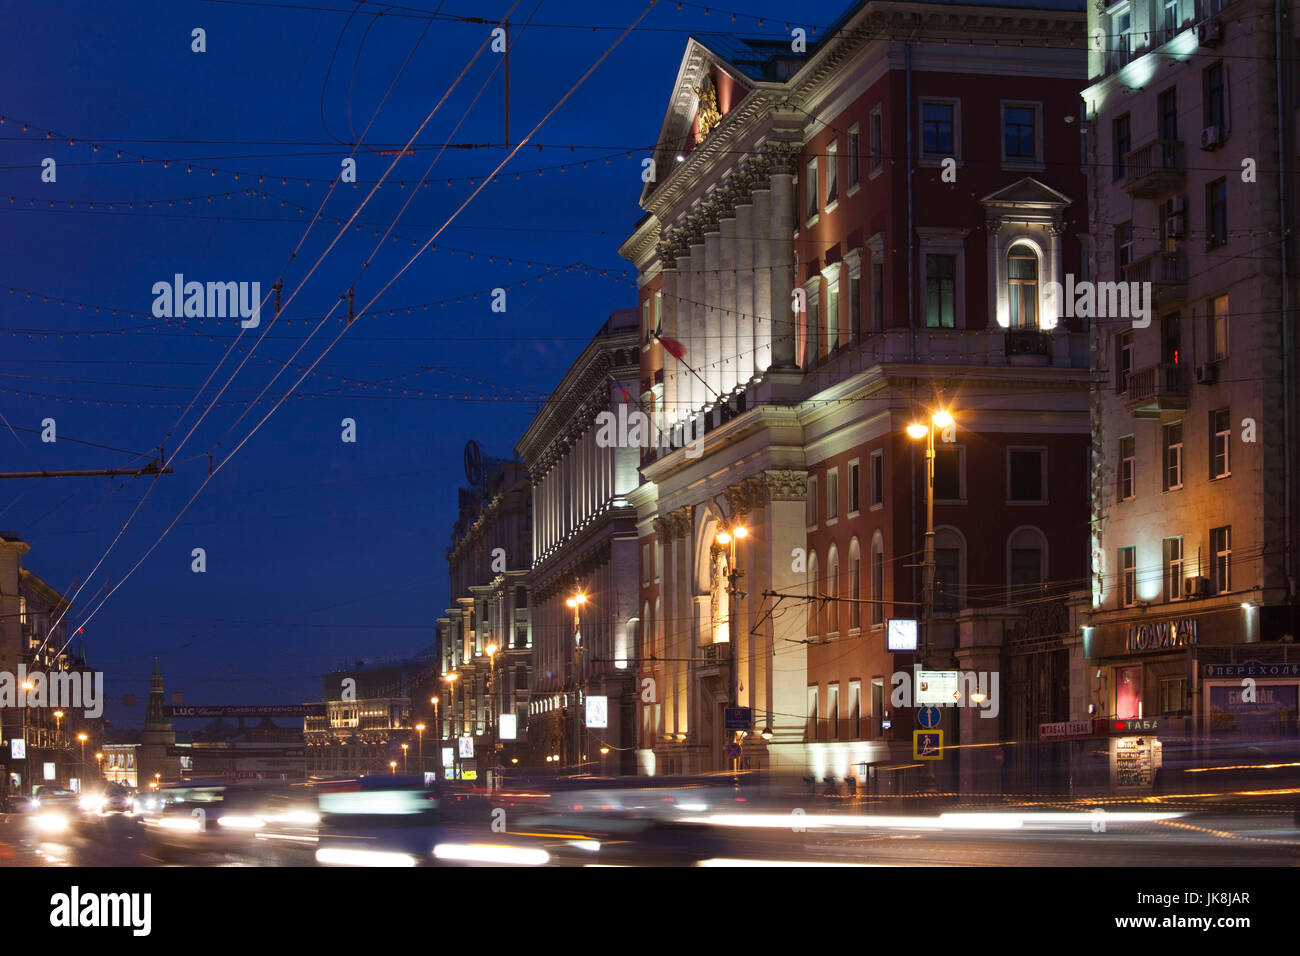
917 705 942 729
913 730 943 761
725 742 742 759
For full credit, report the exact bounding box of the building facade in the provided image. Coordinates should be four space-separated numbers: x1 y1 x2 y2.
303 658 433 777
440 453 533 782
1081 0 1300 776
620 0 1095 785
516 309 640 776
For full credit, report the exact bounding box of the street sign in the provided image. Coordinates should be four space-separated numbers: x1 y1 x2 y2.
724 707 753 730
913 730 943 760
458 737 474 758
725 742 742 759
917 705 941 729
916 670 960 705
9 739 25 760
585 695 609 729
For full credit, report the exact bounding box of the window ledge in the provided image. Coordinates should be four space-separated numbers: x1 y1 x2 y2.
847 509 861 520
868 165 884 181
935 498 968 505
1001 159 1045 172
918 156 961 167
805 213 820 229
826 516 840 527
870 502 884 512
845 182 861 198
1007 499 1050 506
825 199 840 215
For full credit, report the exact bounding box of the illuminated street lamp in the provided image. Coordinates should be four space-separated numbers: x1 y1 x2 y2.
714 522 748 770
906 408 957 664
95 752 103 781
54 710 64 747
77 732 88 783
564 591 586 771
485 643 499 788
443 672 459 777
389 760 397 775
415 723 426 777
401 742 409 772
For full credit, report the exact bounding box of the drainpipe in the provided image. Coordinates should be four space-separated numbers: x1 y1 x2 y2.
1276 0 1294 601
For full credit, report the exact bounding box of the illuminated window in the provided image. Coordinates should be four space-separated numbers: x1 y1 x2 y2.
1119 436 1136 501
1007 243 1038 328
1119 546 1137 607
1163 422 1184 491
1211 408 1230 478
1211 525 1231 593
1163 536 1183 601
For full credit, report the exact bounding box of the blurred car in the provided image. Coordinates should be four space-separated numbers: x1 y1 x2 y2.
27 787 79 836
140 781 317 864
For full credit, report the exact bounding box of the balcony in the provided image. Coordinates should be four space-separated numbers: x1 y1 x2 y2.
1126 363 1189 418
1122 140 1185 198
1004 328 1052 364
1124 250 1187 311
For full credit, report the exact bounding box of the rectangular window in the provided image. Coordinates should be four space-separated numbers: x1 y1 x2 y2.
1161 0 1179 40
805 158 819 221
1206 179 1227 248
1112 5 1132 67
934 446 963 500
1119 546 1137 607
848 460 861 514
1003 104 1037 160
1009 448 1045 501
1211 294 1229 360
870 259 884 332
1210 525 1231 593
1158 86 1178 141
826 468 839 521
1116 222 1134 273
849 271 862 345
1211 408 1230 478
921 101 955 157
654 291 662 337
642 543 650 586
925 254 956 328
1160 676 1188 715
827 282 840 352
1113 114 1131 180
826 142 839 206
870 450 884 507
1204 62 1226 131
847 125 860 188
869 108 883 173
871 680 884 736
827 683 840 740
871 545 885 625
654 539 662 583
806 475 818 527
1163 421 1184 490
641 299 652 343
849 681 862 738
1119 435 1136 501
1117 330 1133 394
807 686 819 741
1163 536 1183 601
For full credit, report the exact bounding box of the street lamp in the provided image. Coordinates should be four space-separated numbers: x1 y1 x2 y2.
77 732 88 785
485 643 499 788
415 723 426 777
715 523 748 771
401 742 409 772
443 673 459 778
906 408 956 665
54 710 64 748
389 760 397 775
565 591 586 771
95 752 103 782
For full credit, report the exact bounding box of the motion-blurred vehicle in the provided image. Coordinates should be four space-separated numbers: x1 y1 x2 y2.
140 781 315 864
314 776 547 867
27 787 79 836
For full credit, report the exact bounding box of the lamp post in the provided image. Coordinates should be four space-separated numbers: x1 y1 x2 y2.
77 733 88 788
415 723 425 778
54 710 63 749
906 409 955 666
401 742 409 773
485 643 499 788
715 524 748 772
389 760 397 775
565 592 586 773
94 752 103 783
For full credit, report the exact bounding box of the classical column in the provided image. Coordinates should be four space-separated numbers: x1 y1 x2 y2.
701 203 722 406
688 227 706 414
750 179 773 375
738 174 759 382
757 470 808 760
765 144 799 369
658 238 680 426
716 186 738 396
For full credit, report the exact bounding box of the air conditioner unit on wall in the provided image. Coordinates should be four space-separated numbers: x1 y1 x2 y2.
1184 576 1213 599
1197 17 1223 46
1195 363 1218 384
1201 126 1222 150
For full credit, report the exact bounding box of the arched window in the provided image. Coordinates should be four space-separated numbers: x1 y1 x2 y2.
807 551 819 634
1008 243 1038 328
1008 526 1048 601
827 544 840 636
849 538 862 630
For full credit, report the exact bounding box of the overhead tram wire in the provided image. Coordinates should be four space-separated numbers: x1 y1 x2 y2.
60 0 659 653
33 0 467 660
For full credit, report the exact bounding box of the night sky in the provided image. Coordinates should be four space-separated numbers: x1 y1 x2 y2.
0 0 848 728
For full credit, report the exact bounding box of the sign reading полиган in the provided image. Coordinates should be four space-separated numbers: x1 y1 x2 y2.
1126 617 1198 652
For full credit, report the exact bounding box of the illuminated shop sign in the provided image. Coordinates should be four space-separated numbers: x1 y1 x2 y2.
1126 617 1197 652
1204 661 1300 678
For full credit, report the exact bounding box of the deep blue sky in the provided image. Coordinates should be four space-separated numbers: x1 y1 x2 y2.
0 0 846 728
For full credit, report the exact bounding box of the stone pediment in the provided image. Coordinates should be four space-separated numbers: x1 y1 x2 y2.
980 177 1073 212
